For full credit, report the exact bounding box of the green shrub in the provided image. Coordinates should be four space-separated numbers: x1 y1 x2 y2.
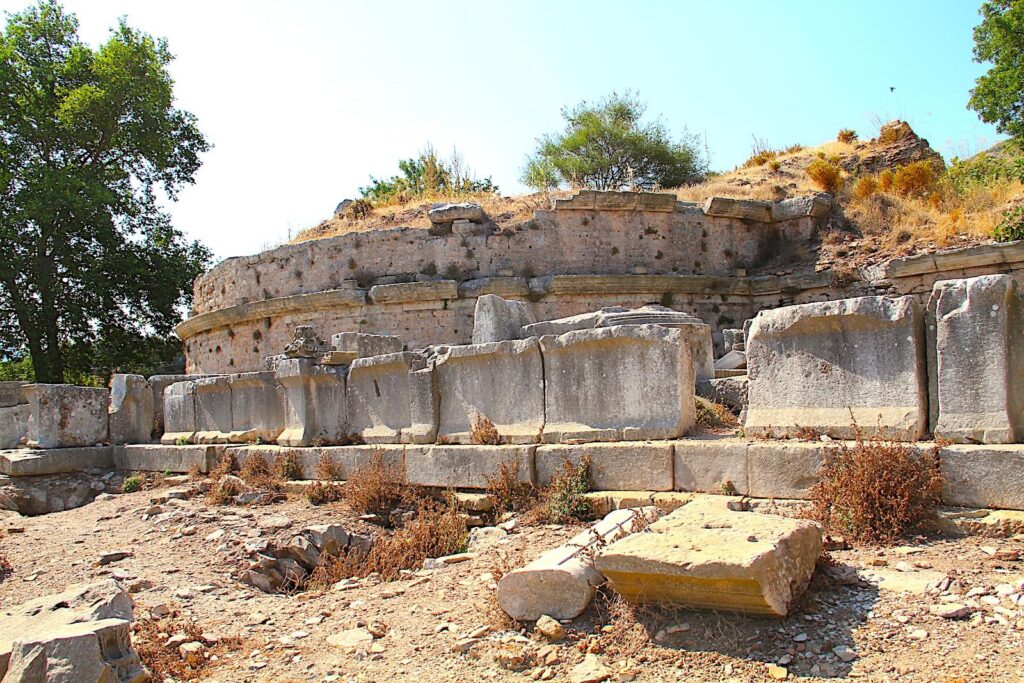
122 475 143 493
994 205 1024 242
533 456 593 524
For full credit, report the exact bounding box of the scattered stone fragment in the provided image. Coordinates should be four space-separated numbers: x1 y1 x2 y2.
767 663 789 680
930 603 973 619
535 615 566 642
572 654 612 683
97 549 133 565
326 628 374 653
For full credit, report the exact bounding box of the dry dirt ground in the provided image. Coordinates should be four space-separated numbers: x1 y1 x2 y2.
2 490 1023 683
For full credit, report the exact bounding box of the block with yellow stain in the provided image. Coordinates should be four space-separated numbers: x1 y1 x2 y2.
595 496 822 617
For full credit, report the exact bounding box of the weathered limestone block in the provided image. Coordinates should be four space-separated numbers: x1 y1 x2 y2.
148 374 204 440
0 382 26 408
434 338 544 444
428 202 484 224
745 296 928 441
3 618 146 683
0 405 28 450
275 359 347 447
107 374 154 445
703 197 772 222
747 441 826 500
228 371 285 443
540 325 695 442
347 352 437 444
673 439 750 494
536 443 673 491
497 507 661 621
192 376 233 444
722 328 745 352
696 376 748 412
116 444 221 473
940 444 1024 510
714 349 746 371
472 294 536 344
404 444 535 489
0 447 113 477
0 580 137 678
160 381 196 445
595 496 822 617
322 332 404 366
368 280 457 305
24 384 109 449
928 275 1024 444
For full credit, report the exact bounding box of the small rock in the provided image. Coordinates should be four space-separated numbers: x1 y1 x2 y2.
178 642 204 658
767 664 788 680
535 615 565 642
97 550 132 566
571 653 611 683
453 638 479 653
326 628 374 653
832 645 858 662
930 603 972 619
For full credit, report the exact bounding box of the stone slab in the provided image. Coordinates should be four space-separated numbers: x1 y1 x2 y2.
108 374 154 445
115 444 222 474
703 197 773 222
0 447 114 477
596 496 822 617
228 371 285 443
233 444 404 481
0 405 28 450
160 381 197 445
324 332 404 365
434 338 545 444
940 444 1024 510
368 280 457 305
536 442 674 491
193 376 233 443
275 359 348 447
673 439 750 494
747 441 825 500
540 325 695 442
472 294 536 344
745 296 928 441
404 444 536 489
0 382 27 408
24 384 109 449
346 352 437 444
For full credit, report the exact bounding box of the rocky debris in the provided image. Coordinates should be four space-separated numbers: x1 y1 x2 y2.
929 602 973 619
534 615 565 642
97 549 133 566
333 199 354 218
0 471 124 516
0 580 145 681
282 325 329 359
239 523 371 593
857 120 944 174
571 653 611 683
595 496 822 617
498 507 661 620
428 202 485 225
697 376 748 413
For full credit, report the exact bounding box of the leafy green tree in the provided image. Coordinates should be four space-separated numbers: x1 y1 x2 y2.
968 1 1024 141
522 92 707 191
0 1 210 383
360 145 496 204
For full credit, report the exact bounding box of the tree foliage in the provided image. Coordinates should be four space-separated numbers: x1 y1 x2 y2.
968 1 1024 142
360 145 496 204
0 1 211 383
522 92 707 192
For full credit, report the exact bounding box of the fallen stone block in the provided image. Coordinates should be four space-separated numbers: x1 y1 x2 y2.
428 202 485 224
696 376 748 413
0 447 114 477
3 618 146 683
714 349 746 371
347 352 437 444
536 442 673 491
928 275 1024 444
116 444 221 474
192 376 233 444
540 325 695 442
0 405 28 450
160 381 197 445
0 579 137 678
595 496 822 617
404 444 535 489
673 439 750 494
940 444 1024 510
497 507 661 621
745 296 928 441
228 371 285 443
108 374 154 445
472 294 536 344
323 332 404 365
275 359 348 447
434 338 544 444
24 384 109 449
148 374 205 441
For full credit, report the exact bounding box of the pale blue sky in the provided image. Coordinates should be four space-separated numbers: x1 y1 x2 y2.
1 0 1002 261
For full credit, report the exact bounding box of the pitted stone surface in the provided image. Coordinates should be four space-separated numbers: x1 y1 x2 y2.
161 381 197 445
745 295 928 441
228 371 285 443
347 352 437 444
108 374 154 445
192 376 233 444
24 384 109 449
275 359 348 447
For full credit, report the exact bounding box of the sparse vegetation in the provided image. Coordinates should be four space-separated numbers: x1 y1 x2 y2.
807 430 945 545
694 396 739 430
805 158 843 193
360 145 496 205
274 451 303 480
315 452 343 480
305 480 344 505
837 128 858 143
343 450 408 517
529 456 593 524
122 475 143 493
994 204 1024 242
470 414 501 445
485 457 538 517
134 616 243 681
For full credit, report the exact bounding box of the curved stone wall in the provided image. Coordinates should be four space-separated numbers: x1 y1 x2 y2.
180 191 1024 374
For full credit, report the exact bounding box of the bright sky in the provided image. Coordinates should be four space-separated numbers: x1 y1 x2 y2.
1 0 1003 262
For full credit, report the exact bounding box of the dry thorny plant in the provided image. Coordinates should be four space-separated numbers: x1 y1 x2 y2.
470 414 502 445
133 615 244 681
342 449 410 518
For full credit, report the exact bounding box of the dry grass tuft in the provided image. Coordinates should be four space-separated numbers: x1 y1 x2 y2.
470 414 501 445
807 429 945 545
806 158 843 193
694 397 739 431
344 450 408 517
891 160 938 197
837 128 858 144
274 451 303 480
134 617 244 681
306 481 344 505
484 457 538 517
209 451 238 479
238 454 283 492
315 453 343 481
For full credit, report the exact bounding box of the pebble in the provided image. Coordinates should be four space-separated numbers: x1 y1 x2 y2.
535 615 566 642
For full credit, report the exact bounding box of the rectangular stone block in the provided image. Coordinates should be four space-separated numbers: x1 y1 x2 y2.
673 439 750 494
745 296 928 441
323 332 404 365
347 352 437 444
747 441 826 500
540 325 695 442
0 405 28 450
0 447 114 476
703 197 772 222
192 376 233 444
472 295 536 344
0 382 26 408
928 275 1024 444
536 442 674 491
24 384 109 449
160 381 196 445
228 372 285 443
148 374 205 440
275 359 348 447
107 374 154 445
404 444 536 489
940 444 1024 510
115 444 221 474
232 444 404 480
435 338 545 444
